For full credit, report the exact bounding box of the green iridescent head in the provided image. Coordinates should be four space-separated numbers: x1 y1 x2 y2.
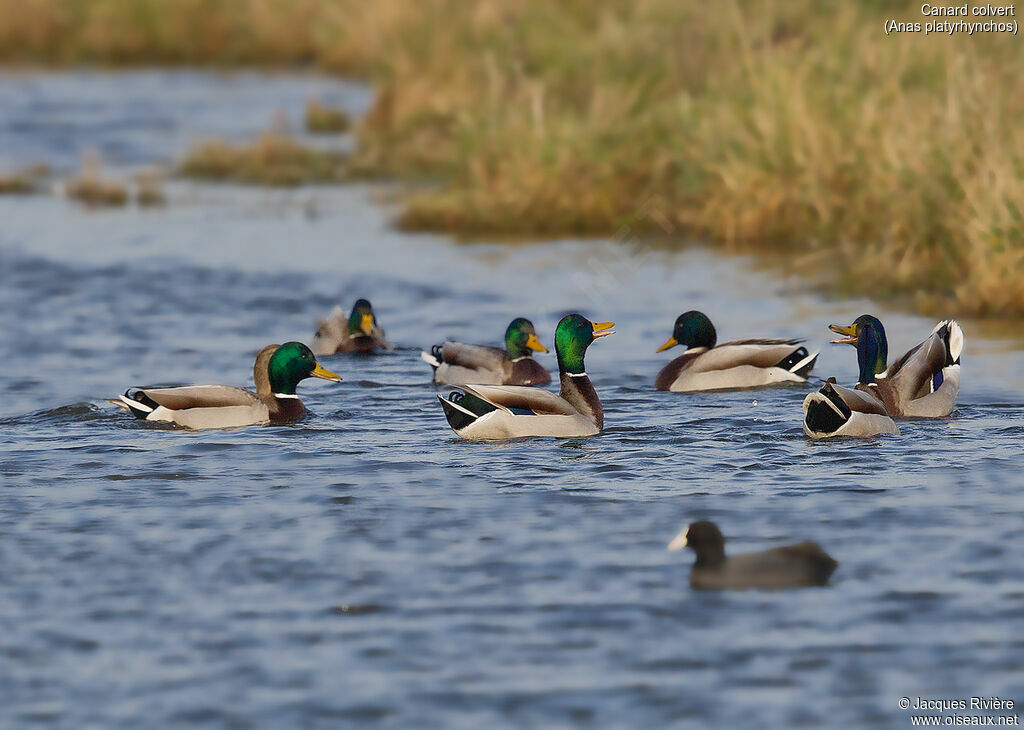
828 314 888 383
504 318 548 360
348 299 377 337
554 313 615 375
656 310 717 353
267 341 342 395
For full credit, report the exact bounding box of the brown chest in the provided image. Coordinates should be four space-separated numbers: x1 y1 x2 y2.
268 396 307 423
560 373 603 429
510 358 551 386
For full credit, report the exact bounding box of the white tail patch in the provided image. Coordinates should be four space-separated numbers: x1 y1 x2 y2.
119 393 153 413
931 319 964 362
819 392 846 419
801 391 845 420
947 320 964 362
789 350 819 374
441 395 477 419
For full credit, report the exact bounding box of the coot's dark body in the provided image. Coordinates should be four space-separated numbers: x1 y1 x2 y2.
670 521 837 591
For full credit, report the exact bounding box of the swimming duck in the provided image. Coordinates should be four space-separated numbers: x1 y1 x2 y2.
827 315 962 418
421 317 551 386
803 317 900 438
311 298 391 355
668 520 838 590
654 311 817 391
437 314 613 439
116 341 341 429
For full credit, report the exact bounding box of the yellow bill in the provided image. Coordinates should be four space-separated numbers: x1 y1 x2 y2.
828 322 858 345
526 332 549 353
311 362 342 383
656 335 679 353
360 313 375 336
591 321 616 338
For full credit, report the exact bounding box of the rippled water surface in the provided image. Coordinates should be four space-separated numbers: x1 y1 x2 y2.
2 72 1023 730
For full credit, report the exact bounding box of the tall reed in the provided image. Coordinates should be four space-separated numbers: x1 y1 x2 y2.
2 0 1021 315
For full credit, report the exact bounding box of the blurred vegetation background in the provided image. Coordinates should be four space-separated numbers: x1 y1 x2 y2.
2 0 1022 317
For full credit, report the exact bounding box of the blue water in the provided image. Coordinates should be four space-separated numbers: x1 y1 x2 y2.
1 72 1023 730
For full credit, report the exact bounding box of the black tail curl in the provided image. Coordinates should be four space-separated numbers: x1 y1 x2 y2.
122 388 160 419
438 392 478 431
777 346 817 377
804 380 851 435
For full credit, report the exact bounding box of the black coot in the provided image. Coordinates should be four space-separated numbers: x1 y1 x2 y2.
668 520 837 590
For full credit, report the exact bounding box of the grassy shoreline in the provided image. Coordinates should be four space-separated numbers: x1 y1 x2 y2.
2 0 1022 317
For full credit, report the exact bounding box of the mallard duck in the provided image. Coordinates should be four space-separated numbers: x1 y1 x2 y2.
826 315 962 418
668 521 838 590
115 341 341 429
654 311 817 391
437 314 613 439
420 317 550 386
803 378 900 438
311 298 391 355
802 317 900 438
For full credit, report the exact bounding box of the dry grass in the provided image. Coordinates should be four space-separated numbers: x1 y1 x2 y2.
65 175 128 206
305 99 351 134
65 155 128 206
178 133 345 185
0 176 35 194
0 164 50 194
134 169 166 206
2 0 1024 315
351 0 1024 317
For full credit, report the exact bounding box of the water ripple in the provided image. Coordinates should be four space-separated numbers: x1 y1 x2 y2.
0 71 1023 730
